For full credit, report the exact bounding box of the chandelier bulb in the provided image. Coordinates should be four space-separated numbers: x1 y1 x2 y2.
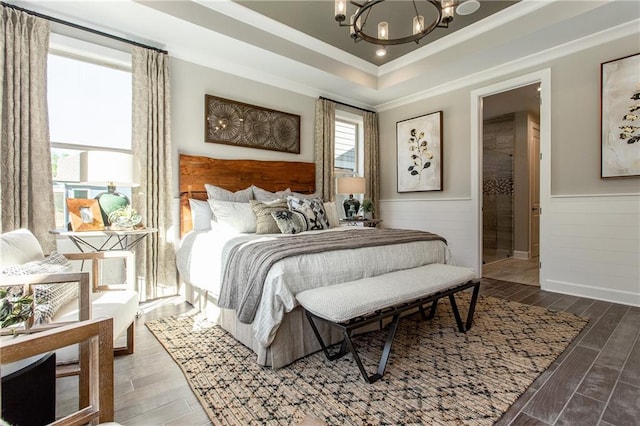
376 47 387 57
334 0 346 22
413 15 425 35
378 22 389 40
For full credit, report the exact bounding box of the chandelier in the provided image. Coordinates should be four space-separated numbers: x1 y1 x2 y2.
334 0 480 57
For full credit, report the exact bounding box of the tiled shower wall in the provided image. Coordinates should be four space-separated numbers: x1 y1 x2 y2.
483 114 514 263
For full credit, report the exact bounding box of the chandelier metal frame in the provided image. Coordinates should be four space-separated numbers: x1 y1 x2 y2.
335 0 453 46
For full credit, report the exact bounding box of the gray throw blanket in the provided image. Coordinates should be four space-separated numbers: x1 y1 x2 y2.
218 228 447 323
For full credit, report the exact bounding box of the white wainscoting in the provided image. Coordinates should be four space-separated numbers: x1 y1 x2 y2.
542 194 640 307
380 194 640 307
378 198 476 271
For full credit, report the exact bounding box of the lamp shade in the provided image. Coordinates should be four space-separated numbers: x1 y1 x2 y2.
79 151 139 187
337 176 365 195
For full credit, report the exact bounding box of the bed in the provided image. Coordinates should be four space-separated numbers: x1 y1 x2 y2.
177 154 451 368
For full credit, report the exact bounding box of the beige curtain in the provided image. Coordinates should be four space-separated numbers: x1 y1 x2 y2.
131 46 175 300
0 6 55 253
314 98 336 201
363 110 380 214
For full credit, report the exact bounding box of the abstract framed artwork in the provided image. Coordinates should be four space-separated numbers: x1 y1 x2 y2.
205 95 301 154
601 53 640 178
66 199 105 231
396 111 443 192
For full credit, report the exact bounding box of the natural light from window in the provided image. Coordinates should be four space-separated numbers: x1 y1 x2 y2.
48 52 132 229
48 54 131 148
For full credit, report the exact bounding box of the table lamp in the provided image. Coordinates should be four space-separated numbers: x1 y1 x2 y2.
337 176 365 218
79 151 139 225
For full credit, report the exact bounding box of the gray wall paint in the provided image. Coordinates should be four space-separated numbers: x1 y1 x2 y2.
378 33 640 199
169 57 316 196
380 90 472 199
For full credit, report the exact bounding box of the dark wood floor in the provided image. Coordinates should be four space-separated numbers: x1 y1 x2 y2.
56 280 639 425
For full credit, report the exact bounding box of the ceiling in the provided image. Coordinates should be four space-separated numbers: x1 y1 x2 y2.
7 1 640 110
236 1 518 64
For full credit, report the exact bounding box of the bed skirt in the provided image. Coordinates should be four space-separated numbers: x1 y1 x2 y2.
182 282 344 369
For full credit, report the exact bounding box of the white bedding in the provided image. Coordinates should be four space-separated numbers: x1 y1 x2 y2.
177 227 451 347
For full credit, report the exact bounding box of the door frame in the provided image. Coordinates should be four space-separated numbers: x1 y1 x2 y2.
470 68 551 286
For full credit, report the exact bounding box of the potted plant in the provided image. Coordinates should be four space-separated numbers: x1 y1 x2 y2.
362 199 375 220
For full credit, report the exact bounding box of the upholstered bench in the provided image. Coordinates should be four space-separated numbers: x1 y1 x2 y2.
296 263 480 383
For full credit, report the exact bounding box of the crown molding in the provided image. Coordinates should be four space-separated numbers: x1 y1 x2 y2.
376 19 639 111
378 0 549 76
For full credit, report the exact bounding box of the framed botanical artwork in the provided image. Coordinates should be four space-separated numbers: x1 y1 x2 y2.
205 95 301 154
66 199 105 231
397 111 443 192
601 52 640 178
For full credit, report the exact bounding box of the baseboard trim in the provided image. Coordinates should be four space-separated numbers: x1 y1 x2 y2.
543 279 640 307
513 251 530 260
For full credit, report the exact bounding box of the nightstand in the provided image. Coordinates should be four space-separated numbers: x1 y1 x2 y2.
339 218 383 228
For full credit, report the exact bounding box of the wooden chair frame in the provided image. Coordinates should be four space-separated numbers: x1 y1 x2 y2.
1 251 135 410
1 317 114 425
0 251 135 355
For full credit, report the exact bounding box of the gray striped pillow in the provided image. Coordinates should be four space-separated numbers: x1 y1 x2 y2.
250 199 288 234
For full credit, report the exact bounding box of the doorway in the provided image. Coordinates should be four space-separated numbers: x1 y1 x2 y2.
480 84 541 286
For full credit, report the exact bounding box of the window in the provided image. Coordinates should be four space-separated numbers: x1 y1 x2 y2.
335 120 357 173
334 111 364 215
48 37 132 229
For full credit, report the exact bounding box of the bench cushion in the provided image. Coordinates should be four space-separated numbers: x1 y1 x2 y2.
296 264 477 323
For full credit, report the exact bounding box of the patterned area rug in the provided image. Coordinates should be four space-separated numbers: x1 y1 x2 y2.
146 294 588 425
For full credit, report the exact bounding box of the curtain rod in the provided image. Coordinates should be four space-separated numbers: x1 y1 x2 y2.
1 1 168 55
319 96 376 114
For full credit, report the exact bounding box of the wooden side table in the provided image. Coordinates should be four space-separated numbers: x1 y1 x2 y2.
339 218 383 228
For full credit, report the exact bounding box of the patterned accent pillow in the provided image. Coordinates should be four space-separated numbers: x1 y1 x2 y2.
250 199 288 234
33 282 79 324
271 210 308 234
0 251 72 276
0 252 78 324
286 196 330 230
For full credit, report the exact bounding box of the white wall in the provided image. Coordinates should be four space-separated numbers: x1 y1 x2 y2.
377 32 640 306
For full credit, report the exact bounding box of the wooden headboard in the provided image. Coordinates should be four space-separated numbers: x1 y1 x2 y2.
179 154 315 236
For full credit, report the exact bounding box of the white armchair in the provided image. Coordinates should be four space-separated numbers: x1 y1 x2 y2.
0 229 139 357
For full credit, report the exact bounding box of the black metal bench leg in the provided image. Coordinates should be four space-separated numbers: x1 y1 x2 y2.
343 313 401 384
419 300 438 321
448 282 482 333
465 282 481 331
449 294 465 332
305 311 347 361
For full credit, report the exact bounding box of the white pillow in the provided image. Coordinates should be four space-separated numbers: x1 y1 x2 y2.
324 202 340 228
204 184 253 202
251 185 292 202
189 199 212 231
208 200 257 233
289 191 320 199
0 228 44 266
